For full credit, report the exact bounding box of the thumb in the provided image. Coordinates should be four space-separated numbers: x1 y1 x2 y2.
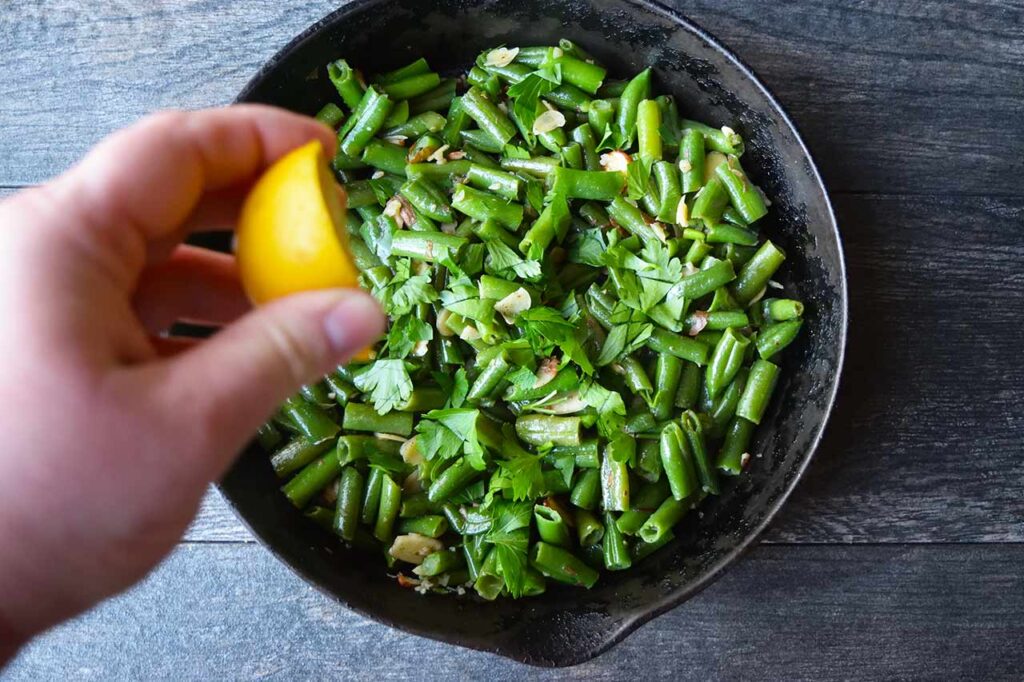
160 289 384 470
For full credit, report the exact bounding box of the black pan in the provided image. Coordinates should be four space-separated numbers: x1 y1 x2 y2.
219 0 847 667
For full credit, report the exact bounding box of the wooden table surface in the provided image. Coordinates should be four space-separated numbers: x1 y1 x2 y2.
3 1 1023 679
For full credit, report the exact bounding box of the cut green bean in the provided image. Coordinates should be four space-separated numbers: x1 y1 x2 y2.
334 466 364 541
342 403 413 436
735 359 780 425
530 542 599 588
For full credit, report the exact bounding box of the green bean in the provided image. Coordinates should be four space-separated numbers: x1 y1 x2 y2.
616 355 654 397
468 65 502 99
684 238 712 265
690 176 730 224
654 161 682 223
550 440 601 468
571 124 601 171
683 311 749 334
381 72 441 101
574 508 605 547
534 504 571 547
624 410 658 436
561 142 584 170
440 97 469 147
515 414 582 447
680 119 744 155
530 542 599 588
647 328 710 365
537 127 568 154
731 240 786 305
396 515 449 538
415 549 465 577
461 87 517 146
656 95 682 148
735 359 780 425
762 298 804 322
333 466 364 541
256 421 283 452
399 177 453 221
390 230 467 262
669 257 736 301
520 196 572 259
636 439 663 483
360 467 384 526
756 319 803 359
383 100 410 128
465 164 521 200
550 167 625 201
342 403 413 436
632 529 675 561
579 202 611 228
708 369 748 438
327 59 366 110
474 549 504 599
373 475 402 542
384 111 446 139
659 422 699 501
637 496 687 544
283 449 340 509
452 185 524 229
373 58 430 85
395 387 446 412
603 513 632 570
339 87 393 157
408 78 456 115
681 410 719 494
615 68 651 148
427 458 480 503
651 352 684 421
706 223 759 246
316 103 345 128
361 139 408 176
405 134 442 164
607 196 659 242
588 99 616 137
499 155 561 177
705 328 752 400
615 479 670 535
718 416 756 475
463 534 488 581
282 395 340 444
601 436 633 511
467 353 510 403
405 160 472 185
570 468 601 510
636 99 662 161
674 361 702 409
545 84 592 112
399 492 436 519
271 436 332 478
678 128 706 193
716 155 768 223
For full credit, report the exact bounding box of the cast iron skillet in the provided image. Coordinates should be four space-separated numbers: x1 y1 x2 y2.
219 0 847 667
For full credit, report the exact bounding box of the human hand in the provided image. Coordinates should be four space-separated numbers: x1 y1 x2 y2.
0 106 385 657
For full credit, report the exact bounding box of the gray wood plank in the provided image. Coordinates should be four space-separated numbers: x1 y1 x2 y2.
0 1 1022 194
184 192 1024 545
7 543 1024 680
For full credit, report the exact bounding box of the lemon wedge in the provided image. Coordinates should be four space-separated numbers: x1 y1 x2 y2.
236 140 359 305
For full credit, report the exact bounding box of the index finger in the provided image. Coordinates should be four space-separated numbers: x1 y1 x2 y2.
49 105 337 242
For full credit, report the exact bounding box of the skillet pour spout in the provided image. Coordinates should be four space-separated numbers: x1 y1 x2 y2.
220 0 847 666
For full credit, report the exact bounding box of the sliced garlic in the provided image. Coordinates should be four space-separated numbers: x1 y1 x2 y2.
600 150 632 173
494 287 532 324
389 534 443 565
427 144 450 164
400 436 423 465
460 325 482 342
412 339 430 357
651 221 668 242
534 357 560 388
532 109 566 135
678 159 693 173
485 46 520 68
676 197 690 227
436 309 454 337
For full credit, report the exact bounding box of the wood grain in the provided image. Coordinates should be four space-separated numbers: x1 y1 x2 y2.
0 1 1022 194
7 542 1024 679
183 192 1024 544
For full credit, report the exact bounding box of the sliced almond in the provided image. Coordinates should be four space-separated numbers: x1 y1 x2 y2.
460 325 481 342
436 308 454 337
651 222 668 242
400 436 423 465
534 357 559 388
427 144 450 164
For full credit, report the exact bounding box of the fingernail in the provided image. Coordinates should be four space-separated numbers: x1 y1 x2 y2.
323 292 385 356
